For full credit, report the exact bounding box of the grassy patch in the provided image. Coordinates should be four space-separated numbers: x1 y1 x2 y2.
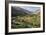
11 12 40 29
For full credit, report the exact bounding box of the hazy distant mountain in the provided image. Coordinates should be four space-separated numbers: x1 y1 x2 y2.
11 6 40 16
32 9 40 14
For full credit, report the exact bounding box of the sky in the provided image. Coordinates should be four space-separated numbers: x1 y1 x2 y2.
20 6 40 12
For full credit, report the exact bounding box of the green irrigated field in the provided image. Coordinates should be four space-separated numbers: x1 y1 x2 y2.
11 12 40 29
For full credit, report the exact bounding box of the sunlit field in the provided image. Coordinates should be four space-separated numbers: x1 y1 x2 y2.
11 12 40 29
